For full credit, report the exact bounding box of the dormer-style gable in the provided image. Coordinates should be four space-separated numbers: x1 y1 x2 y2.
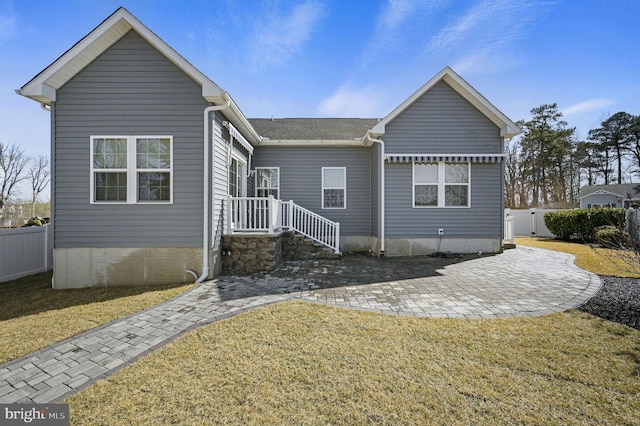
371 66 521 139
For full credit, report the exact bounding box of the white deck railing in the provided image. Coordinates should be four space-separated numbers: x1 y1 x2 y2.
282 200 340 253
227 196 281 233
227 196 340 253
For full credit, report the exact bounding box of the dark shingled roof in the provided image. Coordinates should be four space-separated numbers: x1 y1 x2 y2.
249 118 379 140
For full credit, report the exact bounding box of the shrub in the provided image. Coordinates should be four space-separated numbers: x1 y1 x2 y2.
594 225 635 249
27 217 42 226
544 208 626 241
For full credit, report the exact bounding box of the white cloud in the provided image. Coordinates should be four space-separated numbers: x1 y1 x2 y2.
249 0 326 68
427 0 497 52
0 12 17 41
563 98 616 117
318 85 382 117
378 0 415 32
369 0 445 55
426 0 549 74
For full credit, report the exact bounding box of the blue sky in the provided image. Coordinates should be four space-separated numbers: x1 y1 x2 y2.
1 0 639 197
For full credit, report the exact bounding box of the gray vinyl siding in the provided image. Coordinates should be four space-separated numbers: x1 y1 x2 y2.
385 162 503 238
212 113 227 247
383 80 503 239
254 147 371 236
384 81 501 153
212 120 250 245
53 30 208 248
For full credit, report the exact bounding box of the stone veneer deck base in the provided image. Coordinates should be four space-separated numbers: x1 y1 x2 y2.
221 230 340 274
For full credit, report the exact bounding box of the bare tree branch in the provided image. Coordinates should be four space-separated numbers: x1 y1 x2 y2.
28 155 50 217
0 141 29 210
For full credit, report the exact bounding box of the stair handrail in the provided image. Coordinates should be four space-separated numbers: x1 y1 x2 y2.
281 200 340 254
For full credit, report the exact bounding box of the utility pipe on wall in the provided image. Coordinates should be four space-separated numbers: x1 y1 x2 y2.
365 132 385 255
188 99 231 283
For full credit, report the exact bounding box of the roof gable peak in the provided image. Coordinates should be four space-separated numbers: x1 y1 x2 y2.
18 7 224 105
371 66 521 139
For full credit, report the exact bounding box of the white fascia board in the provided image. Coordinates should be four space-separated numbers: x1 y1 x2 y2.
258 139 367 147
221 94 262 146
501 123 522 138
19 9 133 103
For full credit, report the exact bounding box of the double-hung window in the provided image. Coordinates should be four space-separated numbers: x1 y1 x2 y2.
91 136 173 204
322 167 346 209
413 162 469 208
255 167 279 198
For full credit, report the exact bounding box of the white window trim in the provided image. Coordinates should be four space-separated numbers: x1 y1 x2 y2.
90 135 173 205
255 167 280 198
322 166 346 209
412 162 470 208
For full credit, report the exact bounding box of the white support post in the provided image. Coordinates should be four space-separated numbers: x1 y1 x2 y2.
288 200 294 229
226 195 232 234
334 222 340 253
268 195 274 234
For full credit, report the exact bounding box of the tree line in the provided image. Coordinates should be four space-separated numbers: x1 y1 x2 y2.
0 141 50 220
505 104 640 209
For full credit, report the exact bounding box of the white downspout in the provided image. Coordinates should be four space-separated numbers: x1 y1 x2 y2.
366 132 385 256
188 99 231 283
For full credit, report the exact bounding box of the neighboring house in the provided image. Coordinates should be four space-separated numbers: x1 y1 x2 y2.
578 184 640 209
17 8 521 288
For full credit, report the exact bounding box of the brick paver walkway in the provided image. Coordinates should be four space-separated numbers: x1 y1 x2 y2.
0 246 600 404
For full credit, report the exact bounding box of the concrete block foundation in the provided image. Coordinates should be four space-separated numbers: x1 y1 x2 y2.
53 247 205 289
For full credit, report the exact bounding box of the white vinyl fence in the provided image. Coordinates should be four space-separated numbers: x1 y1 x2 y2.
505 209 565 238
0 224 53 283
626 209 640 242
507 207 640 241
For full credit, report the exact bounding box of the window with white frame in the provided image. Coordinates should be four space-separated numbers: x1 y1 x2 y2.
413 162 469 208
322 167 346 209
255 167 279 198
91 136 173 204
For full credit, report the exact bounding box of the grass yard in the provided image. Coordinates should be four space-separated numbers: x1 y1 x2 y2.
5 238 639 424
516 237 640 278
67 302 640 425
0 272 194 364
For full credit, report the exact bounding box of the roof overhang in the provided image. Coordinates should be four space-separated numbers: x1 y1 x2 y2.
371 66 521 139
578 189 624 200
17 7 224 105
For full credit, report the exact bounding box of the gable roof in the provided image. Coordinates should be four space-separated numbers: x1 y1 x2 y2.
17 8 520 148
249 118 379 142
371 66 521 139
18 7 224 104
578 183 640 200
